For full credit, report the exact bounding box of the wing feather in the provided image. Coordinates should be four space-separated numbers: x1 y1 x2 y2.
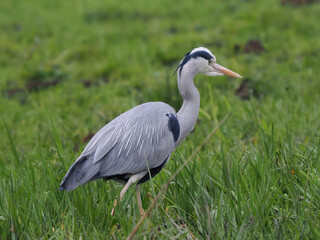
79 102 179 178
92 132 116 164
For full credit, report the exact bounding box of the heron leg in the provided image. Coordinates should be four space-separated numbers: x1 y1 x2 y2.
110 171 146 216
136 185 145 216
110 199 118 216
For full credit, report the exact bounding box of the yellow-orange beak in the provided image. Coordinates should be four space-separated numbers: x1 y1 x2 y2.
214 63 242 78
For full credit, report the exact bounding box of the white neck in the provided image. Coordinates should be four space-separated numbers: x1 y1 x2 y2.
176 66 200 145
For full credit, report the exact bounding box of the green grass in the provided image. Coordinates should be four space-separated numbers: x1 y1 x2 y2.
1 0 320 239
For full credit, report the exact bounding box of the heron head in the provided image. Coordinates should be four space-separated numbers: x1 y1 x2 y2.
175 47 242 78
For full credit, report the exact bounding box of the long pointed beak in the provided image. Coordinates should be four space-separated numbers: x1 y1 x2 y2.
214 63 242 78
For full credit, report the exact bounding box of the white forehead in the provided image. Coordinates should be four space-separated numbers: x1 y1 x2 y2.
190 47 216 61
190 47 213 56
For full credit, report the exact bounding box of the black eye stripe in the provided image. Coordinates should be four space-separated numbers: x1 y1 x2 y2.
173 50 214 76
190 51 213 61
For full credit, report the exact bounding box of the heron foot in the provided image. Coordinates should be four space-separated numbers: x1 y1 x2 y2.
138 205 145 216
110 198 118 216
136 185 145 216
110 172 146 216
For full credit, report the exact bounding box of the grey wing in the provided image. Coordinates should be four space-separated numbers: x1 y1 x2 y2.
59 102 179 191
96 102 179 176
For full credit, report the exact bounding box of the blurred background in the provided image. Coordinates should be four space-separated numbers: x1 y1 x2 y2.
1 0 319 238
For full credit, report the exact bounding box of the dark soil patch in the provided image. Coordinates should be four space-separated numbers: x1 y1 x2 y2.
5 88 24 98
234 40 265 54
81 79 95 88
244 40 265 54
235 78 272 100
168 26 178 34
234 44 241 53
80 77 110 88
82 132 95 143
281 0 317 6
74 132 96 152
235 79 258 100
102 77 109 84
24 66 64 92
3 87 28 104
4 67 64 104
4 77 62 104
2 23 22 32
25 78 61 92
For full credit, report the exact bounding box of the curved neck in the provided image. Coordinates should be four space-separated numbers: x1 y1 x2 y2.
177 67 200 145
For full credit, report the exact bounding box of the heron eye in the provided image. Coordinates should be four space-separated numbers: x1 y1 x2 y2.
208 59 213 64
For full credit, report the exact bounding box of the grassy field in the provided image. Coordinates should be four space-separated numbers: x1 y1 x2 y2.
1 0 320 239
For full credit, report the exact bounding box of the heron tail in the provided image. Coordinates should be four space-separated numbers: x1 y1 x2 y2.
59 153 100 191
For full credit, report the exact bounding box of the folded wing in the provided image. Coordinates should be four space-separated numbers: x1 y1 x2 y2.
59 102 179 191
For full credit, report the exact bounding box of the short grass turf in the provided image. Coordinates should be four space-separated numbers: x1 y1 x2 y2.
1 0 320 239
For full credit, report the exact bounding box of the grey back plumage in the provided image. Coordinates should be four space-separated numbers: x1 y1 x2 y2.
59 102 179 191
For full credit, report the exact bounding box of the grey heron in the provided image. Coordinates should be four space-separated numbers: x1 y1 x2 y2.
59 47 242 215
